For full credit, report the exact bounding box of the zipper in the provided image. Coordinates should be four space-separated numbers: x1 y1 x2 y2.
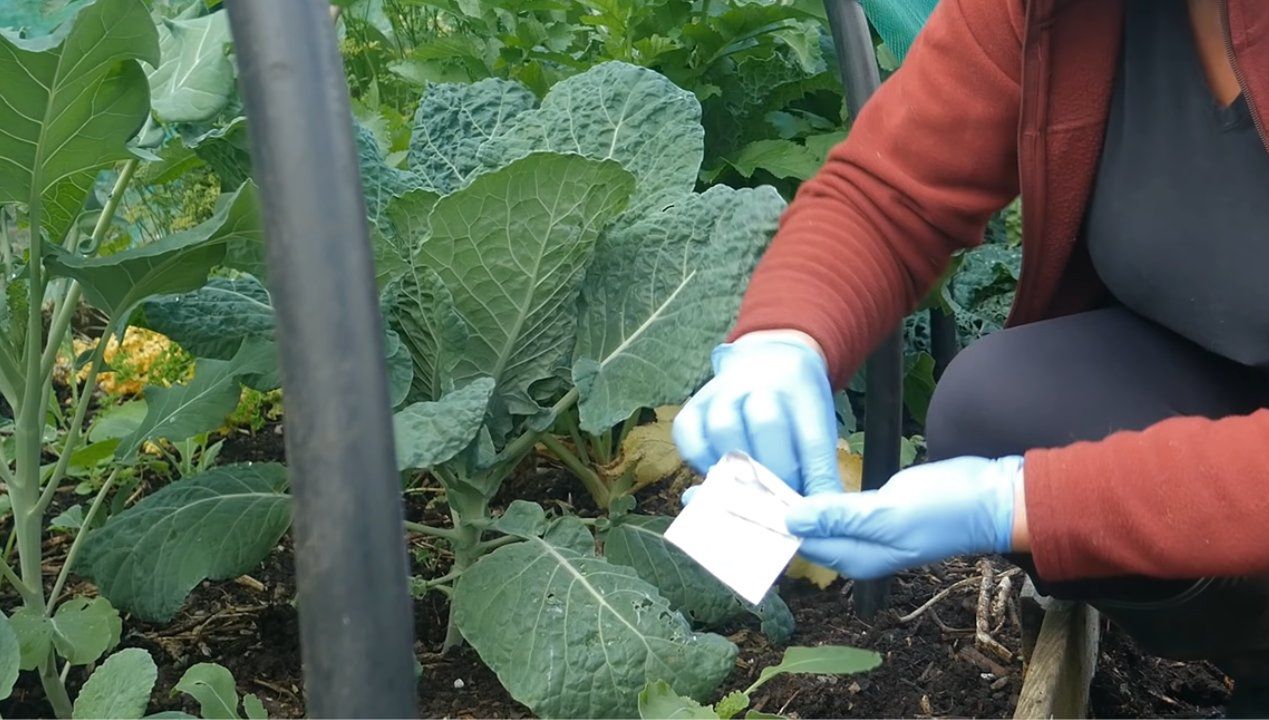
1220 0 1269 154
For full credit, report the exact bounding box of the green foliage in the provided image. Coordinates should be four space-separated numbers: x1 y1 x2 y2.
602 514 794 642
0 0 159 241
146 8 235 123
173 663 267 720
637 645 883 720
453 515 737 718
71 648 158 720
78 464 291 622
0 612 17 701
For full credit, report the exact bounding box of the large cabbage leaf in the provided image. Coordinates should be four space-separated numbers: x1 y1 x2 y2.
572 185 785 433
478 61 704 216
454 516 737 718
397 153 634 422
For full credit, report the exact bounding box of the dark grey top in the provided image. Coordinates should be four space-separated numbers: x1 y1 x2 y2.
1085 0 1269 370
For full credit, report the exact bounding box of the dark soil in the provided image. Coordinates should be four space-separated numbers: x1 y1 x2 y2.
0 423 1235 719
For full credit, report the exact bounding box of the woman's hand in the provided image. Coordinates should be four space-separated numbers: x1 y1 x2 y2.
672 330 844 497
784 456 1028 580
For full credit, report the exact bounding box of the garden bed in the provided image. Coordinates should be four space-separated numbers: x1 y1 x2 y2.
1 421 1232 719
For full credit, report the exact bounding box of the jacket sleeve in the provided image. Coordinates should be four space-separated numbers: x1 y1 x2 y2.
1024 409 1269 580
728 0 1026 388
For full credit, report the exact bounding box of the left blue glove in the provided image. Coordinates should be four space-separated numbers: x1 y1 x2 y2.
783 455 1023 580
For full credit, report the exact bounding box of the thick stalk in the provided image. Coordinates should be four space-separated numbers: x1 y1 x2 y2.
38 652 72 719
15 187 47 599
441 492 487 652
539 432 609 509
46 468 119 612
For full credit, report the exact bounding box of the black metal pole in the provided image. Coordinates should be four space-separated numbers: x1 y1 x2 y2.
823 0 899 619
930 307 960 379
223 2 419 717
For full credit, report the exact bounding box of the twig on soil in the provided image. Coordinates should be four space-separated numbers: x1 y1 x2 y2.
927 607 973 634
974 559 1014 663
897 567 1020 624
958 645 1010 677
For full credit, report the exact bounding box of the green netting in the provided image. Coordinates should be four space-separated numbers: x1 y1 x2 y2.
862 0 939 64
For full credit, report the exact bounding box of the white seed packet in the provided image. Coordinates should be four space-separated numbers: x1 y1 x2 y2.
663 451 804 605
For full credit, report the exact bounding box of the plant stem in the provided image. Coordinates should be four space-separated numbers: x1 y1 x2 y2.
0 557 39 606
494 387 579 469
561 411 590 467
46 468 119 613
419 568 462 588
37 331 111 515
403 520 459 541
38 650 72 719
40 158 135 381
14 184 47 603
539 432 609 509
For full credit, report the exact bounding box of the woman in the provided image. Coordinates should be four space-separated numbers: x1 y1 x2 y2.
672 0 1269 715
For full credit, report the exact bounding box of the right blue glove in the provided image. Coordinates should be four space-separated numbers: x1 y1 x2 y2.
671 332 843 496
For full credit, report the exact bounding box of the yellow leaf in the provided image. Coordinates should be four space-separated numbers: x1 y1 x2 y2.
602 405 688 492
783 439 864 589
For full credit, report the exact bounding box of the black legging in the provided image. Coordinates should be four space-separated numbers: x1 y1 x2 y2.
925 305 1269 602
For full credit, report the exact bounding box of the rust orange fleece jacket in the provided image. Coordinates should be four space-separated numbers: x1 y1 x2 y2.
729 0 1269 583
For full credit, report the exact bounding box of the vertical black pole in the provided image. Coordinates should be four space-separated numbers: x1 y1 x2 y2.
930 307 960 379
223 1 419 717
823 0 899 618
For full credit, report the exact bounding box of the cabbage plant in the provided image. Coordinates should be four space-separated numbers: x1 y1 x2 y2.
372 62 795 716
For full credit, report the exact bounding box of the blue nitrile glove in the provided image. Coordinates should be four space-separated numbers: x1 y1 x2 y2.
783 455 1024 580
672 332 842 496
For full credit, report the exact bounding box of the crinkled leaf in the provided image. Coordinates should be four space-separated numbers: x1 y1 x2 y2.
754 645 883 687
480 61 703 216
147 11 234 123
0 0 159 241
50 596 122 666
173 663 242 719
453 529 736 718
604 514 794 642
45 182 261 320
574 185 784 433
115 340 274 460
386 260 465 402
407 77 536 194
142 275 274 360
0 611 17 701
637 680 719 719
393 377 494 470
72 648 158 720
375 187 439 288
356 120 415 227
420 153 633 421
78 463 291 622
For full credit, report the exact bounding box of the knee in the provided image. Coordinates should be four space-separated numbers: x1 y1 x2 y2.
924 330 1024 461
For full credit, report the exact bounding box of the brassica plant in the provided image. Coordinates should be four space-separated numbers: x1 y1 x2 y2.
368 62 796 715
0 2 298 715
